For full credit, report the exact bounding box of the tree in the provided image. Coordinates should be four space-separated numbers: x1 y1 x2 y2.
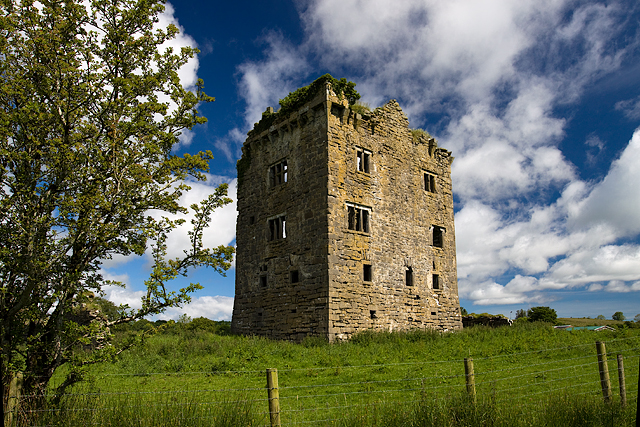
635 314 640 323
612 312 625 321
515 309 527 319
596 315 606 320
0 0 233 405
460 307 468 316
527 306 557 323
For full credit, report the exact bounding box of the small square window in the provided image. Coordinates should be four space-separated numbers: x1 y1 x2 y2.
363 264 372 282
290 270 299 283
370 310 377 319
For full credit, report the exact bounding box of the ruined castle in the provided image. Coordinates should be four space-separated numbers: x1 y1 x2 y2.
231 77 462 341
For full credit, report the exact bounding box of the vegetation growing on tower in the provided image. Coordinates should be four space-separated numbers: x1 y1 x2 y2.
250 74 361 135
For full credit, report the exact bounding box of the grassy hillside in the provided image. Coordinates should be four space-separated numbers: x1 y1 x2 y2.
22 320 640 426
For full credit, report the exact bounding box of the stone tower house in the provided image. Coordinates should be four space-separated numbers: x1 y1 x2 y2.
232 80 462 341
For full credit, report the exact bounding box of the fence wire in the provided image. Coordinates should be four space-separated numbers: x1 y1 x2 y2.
13 336 640 427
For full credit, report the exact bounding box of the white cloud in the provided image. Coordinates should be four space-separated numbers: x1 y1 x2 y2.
588 283 603 292
102 280 234 321
158 3 199 91
569 129 640 237
615 95 640 120
102 177 237 268
214 127 246 163
237 32 309 128
103 284 145 310
148 178 238 261
154 295 234 321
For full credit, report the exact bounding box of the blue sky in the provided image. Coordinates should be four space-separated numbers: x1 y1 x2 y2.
103 0 640 321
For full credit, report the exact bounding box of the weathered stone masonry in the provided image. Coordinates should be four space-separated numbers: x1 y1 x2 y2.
232 83 462 342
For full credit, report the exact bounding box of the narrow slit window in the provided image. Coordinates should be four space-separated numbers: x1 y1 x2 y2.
363 264 372 282
347 205 371 233
424 172 436 192
432 226 444 248
406 267 413 286
260 275 267 288
356 148 371 173
432 274 440 290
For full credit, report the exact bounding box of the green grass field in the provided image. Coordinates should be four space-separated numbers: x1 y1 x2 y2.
18 320 640 426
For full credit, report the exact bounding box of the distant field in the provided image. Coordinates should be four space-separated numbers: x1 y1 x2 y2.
20 321 640 426
557 317 627 327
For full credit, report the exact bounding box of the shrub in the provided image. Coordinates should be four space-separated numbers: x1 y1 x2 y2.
527 306 557 323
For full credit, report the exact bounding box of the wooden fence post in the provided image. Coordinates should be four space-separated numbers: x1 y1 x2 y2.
4 372 23 427
266 368 281 427
464 358 476 404
595 341 612 403
617 354 626 407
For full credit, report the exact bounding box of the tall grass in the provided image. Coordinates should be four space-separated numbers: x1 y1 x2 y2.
19 321 640 426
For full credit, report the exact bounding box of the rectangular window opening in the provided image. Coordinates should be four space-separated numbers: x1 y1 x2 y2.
363 264 372 282
269 160 288 188
290 270 299 283
406 267 413 287
356 149 371 173
432 226 444 248
432 274 440 290
249 216 255 225
347 205 371 233
424 172 436 192
370 310 377 319
260 275 267 288
268 216 287 241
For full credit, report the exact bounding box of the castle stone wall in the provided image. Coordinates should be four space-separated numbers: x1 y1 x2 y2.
232 83 462 341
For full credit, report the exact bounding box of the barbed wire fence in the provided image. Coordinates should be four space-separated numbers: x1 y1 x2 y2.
7 337 640 426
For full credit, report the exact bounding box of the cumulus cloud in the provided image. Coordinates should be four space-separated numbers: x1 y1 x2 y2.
158 3 199 91
237 32 310 127
147 177 238 261
102 281 234 320
569 130 640 236
154 295 234 321
102 177 237 270
234 0 640 307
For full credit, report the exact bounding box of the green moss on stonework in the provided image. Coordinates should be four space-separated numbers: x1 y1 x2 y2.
250 74 361 135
